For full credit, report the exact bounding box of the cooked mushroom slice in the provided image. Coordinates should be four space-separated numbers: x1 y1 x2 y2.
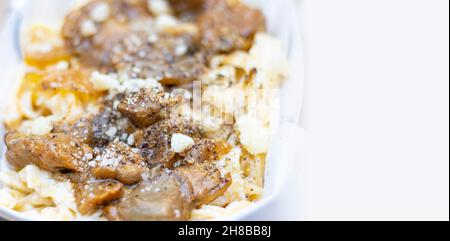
91 108 119 145
183 139 217 163
197 0 265 54
63 0 207 84
117 89 179 128
155 53 207 86
74 179 124 215
112 33 207 85
90 107 134 146
53 117 93 144
92 142 146 185
171 139 231 206
117 174 193 220
141 133 177 168
175 161 231 207
62 0 152 70
135 119 200 167
168 0 205 17
68 118 94 144
5 132 93 172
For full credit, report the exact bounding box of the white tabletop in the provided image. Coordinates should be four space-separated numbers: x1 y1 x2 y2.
298 0 449 220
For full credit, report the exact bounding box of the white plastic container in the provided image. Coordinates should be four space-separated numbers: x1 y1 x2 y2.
0 0 305 221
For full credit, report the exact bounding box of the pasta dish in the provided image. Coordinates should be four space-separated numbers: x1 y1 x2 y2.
0 0 288 221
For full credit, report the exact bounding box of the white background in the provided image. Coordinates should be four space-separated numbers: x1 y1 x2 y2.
298 0 449 220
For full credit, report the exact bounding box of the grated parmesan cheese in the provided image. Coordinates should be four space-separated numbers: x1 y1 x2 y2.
154 14 178 31
147 0 172 15
237 115 271 155
105 126 118 138
90 2 110 23
171 134 195 153
90 71 119 91
127 134 135 146
90 72 162 93
81 19 97 37
31 117 53 136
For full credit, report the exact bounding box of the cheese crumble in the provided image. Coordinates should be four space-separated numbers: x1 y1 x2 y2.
171 134 195 153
